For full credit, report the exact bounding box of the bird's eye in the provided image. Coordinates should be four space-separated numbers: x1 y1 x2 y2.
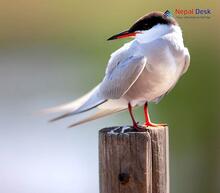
142 24 149 30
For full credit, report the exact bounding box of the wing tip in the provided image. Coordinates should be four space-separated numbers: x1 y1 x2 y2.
49 112 73 122
67 124 76 128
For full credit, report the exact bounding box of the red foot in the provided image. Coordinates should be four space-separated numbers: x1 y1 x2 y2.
144 121 167 127
144 102 167 128
132 122 146 132
128 103 146 132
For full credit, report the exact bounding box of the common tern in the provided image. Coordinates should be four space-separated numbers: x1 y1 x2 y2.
47 11 190 130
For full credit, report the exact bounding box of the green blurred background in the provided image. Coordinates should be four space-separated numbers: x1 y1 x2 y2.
0 0 219 193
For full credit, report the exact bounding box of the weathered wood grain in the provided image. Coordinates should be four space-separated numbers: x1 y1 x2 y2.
149 126 169 193
99 126 169 193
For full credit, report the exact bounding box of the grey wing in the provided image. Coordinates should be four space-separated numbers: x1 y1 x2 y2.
99 55 147 99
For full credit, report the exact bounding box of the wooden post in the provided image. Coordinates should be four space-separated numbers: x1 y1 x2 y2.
99 126 169 193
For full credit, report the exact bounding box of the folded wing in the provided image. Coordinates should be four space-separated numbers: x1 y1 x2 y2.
46 54 147 127
99 55 147 99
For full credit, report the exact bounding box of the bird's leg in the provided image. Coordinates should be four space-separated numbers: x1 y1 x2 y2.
144 102 154 126
144 102 167 127
128 103 145 131
128 103 138 128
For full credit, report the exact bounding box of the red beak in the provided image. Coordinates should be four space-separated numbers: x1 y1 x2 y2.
107 30 137 41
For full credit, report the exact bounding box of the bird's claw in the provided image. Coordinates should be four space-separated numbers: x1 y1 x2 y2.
143 122 168 127
133 124 147 132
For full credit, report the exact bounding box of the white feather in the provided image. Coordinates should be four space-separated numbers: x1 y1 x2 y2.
99 55 147 99
42 85 101 114
68 99 128 128
45 21 190 128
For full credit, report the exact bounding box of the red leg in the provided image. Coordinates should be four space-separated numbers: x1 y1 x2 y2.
144 102 167 127
128 103 139 128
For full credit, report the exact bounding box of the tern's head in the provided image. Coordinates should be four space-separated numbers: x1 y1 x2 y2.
107 11 178 41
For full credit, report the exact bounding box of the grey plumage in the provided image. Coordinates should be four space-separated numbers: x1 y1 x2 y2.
45 11 190 128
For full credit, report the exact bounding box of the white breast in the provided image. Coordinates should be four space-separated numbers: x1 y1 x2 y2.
123 25 186 106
